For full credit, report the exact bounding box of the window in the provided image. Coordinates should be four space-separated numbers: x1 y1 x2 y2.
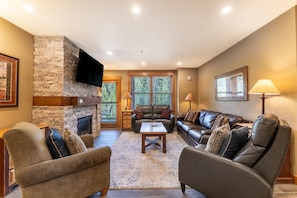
128 72 175 111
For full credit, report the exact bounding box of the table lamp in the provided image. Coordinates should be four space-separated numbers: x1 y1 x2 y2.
122 91 132 110
185 93 194 110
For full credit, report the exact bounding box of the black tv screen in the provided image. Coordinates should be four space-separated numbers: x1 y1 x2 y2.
76 49 104 87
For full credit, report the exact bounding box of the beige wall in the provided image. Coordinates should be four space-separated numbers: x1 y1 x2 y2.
197 7 297 177
0 17 34 129
104 70 129 111
177 68 198 114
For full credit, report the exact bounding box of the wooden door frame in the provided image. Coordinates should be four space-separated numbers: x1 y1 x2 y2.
101 76 121 128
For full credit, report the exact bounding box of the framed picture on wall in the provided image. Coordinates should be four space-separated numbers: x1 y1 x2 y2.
0 53 19 107
215 66 248 101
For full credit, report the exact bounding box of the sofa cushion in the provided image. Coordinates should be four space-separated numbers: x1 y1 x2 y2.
46 127 70 159
199 110 221 129
134 109 144 119
136 105 153 119
181 122 204 132
211 114 229 131
64 129 88 155
205 123 230 154
153 105 170 113
153 105 170 119
160 109 172 119
188 129 204 143
218 126 249 159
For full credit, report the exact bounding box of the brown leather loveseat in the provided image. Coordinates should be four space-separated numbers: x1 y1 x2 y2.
132 104 175 133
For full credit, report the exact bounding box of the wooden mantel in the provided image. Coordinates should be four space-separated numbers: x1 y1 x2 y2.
33 96 101 106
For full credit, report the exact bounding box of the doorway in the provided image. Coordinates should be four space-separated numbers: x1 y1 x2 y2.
101 76 121 128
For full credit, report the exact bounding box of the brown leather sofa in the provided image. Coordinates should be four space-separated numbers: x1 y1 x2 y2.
179 113 291 198
132 104 175 133
176 109 245 146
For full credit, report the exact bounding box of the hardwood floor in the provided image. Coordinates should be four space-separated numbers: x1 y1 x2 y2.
94 128 122 148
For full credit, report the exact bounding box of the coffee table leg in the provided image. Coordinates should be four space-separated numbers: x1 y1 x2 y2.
142 134 145 153
163 135 166 153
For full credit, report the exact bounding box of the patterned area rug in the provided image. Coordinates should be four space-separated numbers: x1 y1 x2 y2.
110 131 188 189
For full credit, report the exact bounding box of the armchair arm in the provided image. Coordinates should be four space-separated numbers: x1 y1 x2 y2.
179 146 272 198
16 146 111 186
80 134 94 148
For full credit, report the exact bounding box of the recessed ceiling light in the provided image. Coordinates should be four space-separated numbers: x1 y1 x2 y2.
23 4 34 12
177 62 182 66
221 6 231 14
107 51 113 56
141 62 146 66
132 6 141 14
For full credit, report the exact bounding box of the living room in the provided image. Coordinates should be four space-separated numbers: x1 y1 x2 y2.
0 1 297 197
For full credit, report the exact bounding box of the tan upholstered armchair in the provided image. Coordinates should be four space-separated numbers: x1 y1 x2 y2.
179 113 291 198
3 122 111 198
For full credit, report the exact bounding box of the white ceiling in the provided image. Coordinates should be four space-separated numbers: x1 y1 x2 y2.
0 0 296 70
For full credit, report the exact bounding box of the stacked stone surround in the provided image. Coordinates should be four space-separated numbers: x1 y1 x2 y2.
32 36 101 136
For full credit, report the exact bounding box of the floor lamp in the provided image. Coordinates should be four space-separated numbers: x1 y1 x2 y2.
122 91 132 110
185 93 194 111
248 79 280 114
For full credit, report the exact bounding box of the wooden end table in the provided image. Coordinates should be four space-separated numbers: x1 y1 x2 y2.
140 122 167 153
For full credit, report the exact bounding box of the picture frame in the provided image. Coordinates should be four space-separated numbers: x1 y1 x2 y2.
215 66 248 101
0 53 19 107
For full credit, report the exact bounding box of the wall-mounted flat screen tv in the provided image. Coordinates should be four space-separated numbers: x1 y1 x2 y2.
76 49 104 87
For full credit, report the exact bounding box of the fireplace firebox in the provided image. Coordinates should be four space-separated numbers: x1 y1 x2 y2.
77 115 92 135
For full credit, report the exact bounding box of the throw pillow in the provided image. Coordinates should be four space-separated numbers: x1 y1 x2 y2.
63 129 88 155
46 127 71 159
184 110 196 122
211 114 229 131
134 109 144 119
218 126 249 159
191 112 199 123
205 123 230 154
160 109 172 119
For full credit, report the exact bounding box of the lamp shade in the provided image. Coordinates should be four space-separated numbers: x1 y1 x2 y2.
249 79 280 95
122 91 132 99
185 93 194 101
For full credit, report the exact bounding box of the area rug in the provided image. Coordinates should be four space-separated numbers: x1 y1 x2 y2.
110 131 188 189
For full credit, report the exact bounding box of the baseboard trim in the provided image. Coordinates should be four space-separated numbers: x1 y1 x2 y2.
293 174 297 185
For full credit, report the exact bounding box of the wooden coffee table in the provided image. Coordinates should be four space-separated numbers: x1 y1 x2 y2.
140 122 167 153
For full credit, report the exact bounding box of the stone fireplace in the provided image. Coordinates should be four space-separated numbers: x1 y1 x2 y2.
32 36 101 137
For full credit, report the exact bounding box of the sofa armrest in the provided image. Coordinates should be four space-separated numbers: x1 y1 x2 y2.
16 146 112 186
179 146 272 198
201 129 211 135
176 115 186 121
80 134 94 148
